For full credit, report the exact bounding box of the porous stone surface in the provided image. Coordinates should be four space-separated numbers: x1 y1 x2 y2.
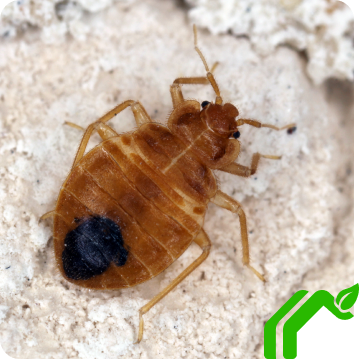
0 0 353 358
186 0 354 85
0 0 134 41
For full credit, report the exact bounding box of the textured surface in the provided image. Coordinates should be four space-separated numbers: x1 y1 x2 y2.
186 0 354 85
0 0 353 358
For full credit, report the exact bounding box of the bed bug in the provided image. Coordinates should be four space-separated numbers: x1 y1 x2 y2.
40 25 295 343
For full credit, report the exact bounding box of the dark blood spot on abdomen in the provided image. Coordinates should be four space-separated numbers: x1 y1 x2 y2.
62 216 128 280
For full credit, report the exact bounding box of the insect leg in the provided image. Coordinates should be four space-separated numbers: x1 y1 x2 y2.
65 121 118 140
97 100 152 126
70 100 152 168
38 210 56 224
170 62 218 108
135 229 211 343
210 190 265 282
64 122 85 131
128 101 152 126
218 153 281 177
70 122 119 168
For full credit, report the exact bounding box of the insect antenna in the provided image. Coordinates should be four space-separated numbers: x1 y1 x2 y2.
193 24 223 105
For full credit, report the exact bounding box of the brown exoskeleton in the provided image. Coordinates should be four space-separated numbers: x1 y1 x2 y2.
41 25 295 343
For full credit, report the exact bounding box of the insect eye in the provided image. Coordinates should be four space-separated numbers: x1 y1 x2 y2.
233 131 240 139
201 101 210 108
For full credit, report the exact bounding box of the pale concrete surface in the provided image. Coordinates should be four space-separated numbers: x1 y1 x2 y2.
0 1 353 358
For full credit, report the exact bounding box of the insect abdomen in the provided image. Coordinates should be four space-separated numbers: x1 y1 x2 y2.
54 130 212 289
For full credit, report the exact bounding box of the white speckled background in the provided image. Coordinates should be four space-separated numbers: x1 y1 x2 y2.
0 0 353 358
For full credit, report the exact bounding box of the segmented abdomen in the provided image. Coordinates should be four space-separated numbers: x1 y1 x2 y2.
53 123 217 289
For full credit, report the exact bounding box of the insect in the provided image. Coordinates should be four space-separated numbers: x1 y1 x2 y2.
40 25 295 343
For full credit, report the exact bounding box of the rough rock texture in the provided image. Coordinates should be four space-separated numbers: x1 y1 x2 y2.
186 0 354 85
0 0 134 40
0 0 353 358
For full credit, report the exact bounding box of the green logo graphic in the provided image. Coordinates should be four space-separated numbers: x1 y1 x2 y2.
264 283 359 359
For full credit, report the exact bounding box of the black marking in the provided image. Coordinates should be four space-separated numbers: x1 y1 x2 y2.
62 216 128 280
233 131 240 139
201 101 210 108
287 126 297 135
